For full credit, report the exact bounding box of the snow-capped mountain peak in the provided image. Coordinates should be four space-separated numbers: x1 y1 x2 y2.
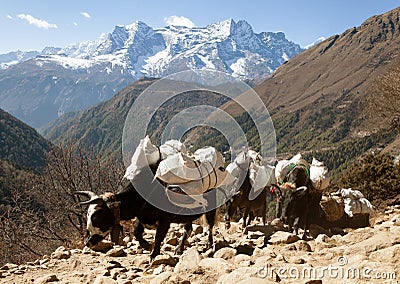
0 19 303 80
0 18 305 129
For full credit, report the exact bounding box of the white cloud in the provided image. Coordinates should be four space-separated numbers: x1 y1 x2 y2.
164 16 195 28
17 14 57 29
81 12 91 19
6 15 13 20
73 22 78 26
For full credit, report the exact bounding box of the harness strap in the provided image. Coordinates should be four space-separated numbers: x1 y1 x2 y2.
281 162 310 184
193 159 204 189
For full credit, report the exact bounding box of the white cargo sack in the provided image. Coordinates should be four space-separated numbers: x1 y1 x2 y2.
159 139 187 159
249 164 276 199
274 153 303 184
275 159 290 184
226 151 250 194
337 188 375 217
124 135 160 180
156 146 234 193
310 157 330 191
339 188 365 199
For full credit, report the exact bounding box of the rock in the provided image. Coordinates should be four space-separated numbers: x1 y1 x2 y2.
213 247 237 260
106 260 122 270
216 267 259 284
295 240 312 252
238 277 275 284
390 214 400 225
270 218 284 228
174 247 202 274
162 244 175 252
82 246 92 254
51 246 70 259
131 255 150 267
234 254 252 266
341 227 375 244
0 263 18 270
34 274 59 284
275 254 287 262
91 240 114 252
344 231 395 255
315 234 330 243
106 246 126 257
193 224 204 235
149 271 173 284
153 265 164 275
293 258 306 264
110 268 127 280
151 255 178 267
369 244 400 263
324 252 334 260
268 231 299 245
199 258 232 273
165 237 178 246
93 276 117 284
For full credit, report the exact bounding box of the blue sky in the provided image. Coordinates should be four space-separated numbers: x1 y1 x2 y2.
1 0 399 54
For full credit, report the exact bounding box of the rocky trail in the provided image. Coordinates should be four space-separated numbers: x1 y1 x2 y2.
1 205 400 284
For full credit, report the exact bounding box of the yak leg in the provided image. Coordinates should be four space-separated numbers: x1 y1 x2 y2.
242 206 251 228
302 212 310 240
224 200 233 229
133 221 151 251
247 211 254 226
205 209 216 248
224 197 238 229
261 202 267 226
150 222 170 261
175 222 192 255
275 199 282 219
292 216 300 236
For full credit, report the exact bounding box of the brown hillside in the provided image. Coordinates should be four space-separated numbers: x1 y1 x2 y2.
256 7 400 114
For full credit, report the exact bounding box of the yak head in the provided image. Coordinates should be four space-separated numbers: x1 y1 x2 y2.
75 191 121 247
279 186 308 224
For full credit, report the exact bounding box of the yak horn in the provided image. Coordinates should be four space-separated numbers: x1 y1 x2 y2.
75 191 103 205
296 186 308 192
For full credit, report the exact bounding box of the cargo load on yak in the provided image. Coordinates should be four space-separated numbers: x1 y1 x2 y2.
275 154 330 193
274 153 303 185
320 194 345 222
124 135 186 180
309 157 330 192
226 150 251 195
226 149 276 198
334 188 375 218
247 150 276 198
155 146 235 195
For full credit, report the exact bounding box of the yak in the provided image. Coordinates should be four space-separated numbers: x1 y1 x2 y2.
76 163 218 260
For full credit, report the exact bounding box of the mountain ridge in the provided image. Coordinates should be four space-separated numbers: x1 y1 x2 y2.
0 19 303 129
